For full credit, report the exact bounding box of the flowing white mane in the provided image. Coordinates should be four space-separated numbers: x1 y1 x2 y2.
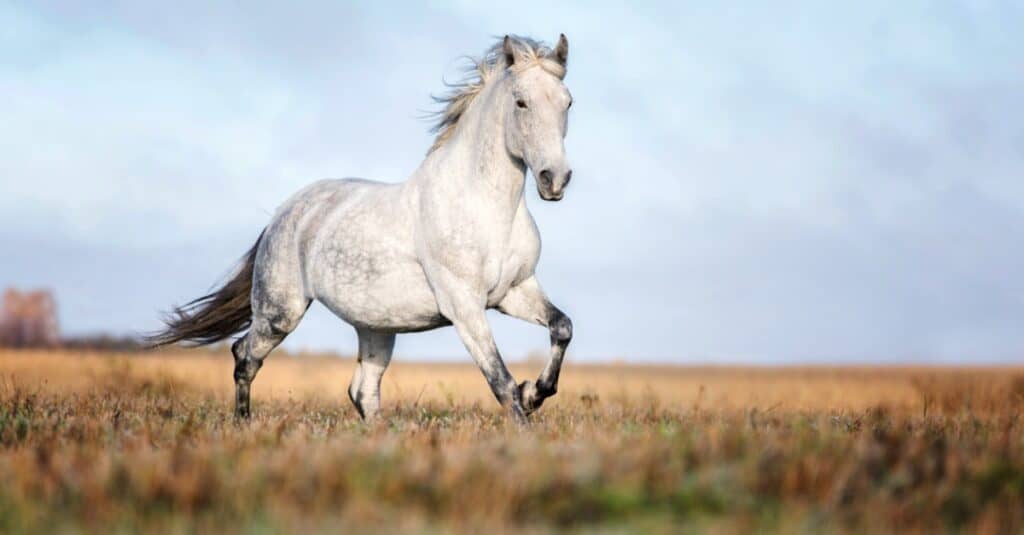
428 35 567 154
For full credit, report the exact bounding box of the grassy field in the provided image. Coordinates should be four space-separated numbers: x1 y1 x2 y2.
1 349 1023 533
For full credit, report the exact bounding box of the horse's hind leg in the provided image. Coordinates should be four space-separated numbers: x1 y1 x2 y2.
232 297 310 419
348 329 395 421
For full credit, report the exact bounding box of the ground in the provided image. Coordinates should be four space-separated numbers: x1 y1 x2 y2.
0 348 1022 533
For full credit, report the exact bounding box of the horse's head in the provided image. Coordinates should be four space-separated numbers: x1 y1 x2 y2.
502 35 573 202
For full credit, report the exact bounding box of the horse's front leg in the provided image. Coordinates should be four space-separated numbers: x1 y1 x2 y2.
433 278 527 424
496 276 573 415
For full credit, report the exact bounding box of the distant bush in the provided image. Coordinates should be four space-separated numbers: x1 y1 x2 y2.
0 288 59 348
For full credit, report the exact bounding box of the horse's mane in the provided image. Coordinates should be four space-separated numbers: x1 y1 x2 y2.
427 35 567 154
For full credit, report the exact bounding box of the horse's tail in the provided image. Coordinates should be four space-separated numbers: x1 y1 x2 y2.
147 231 265 348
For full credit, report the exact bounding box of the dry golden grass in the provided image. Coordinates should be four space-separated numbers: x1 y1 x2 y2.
1 348 1023 533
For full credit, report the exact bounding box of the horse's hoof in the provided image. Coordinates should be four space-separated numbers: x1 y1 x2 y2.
518 380 544 416
234 405 252 421
509 401 529 426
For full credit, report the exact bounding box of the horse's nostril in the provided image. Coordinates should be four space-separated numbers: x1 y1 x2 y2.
564 170 572 186
539 169 553 184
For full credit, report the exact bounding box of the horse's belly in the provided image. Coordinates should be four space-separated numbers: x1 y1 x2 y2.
313 258 446 333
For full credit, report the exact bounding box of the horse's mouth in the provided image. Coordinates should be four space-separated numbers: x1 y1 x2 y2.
538 188 564 202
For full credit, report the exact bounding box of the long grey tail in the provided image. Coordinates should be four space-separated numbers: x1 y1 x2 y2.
147 231 264 347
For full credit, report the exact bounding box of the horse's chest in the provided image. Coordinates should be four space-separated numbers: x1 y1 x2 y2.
483 243 536 307
422 194 541 306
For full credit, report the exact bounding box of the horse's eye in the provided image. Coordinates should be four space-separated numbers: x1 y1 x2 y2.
567 99 573 109
516 99 527 109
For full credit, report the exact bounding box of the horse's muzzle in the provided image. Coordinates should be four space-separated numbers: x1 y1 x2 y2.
538 187 565 201
537 168 571 201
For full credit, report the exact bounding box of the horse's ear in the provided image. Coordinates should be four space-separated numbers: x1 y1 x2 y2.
554 34 569 67
502 35 517 67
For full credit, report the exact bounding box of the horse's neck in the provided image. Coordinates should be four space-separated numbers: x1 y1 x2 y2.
420 88 526 216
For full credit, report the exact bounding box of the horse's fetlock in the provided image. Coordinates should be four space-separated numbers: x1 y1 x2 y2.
348 386 366 420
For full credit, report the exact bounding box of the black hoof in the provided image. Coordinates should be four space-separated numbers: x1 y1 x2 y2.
518 380 545 416
509 401 529 426
234 404 251 421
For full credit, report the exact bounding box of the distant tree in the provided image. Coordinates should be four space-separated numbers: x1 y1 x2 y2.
0 288 60 348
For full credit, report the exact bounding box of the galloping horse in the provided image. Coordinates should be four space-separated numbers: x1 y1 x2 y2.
151 35 576 424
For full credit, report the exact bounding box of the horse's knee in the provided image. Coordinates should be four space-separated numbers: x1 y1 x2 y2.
233 356 262 383
245 311 301 360
548 308 573 345
250 298 309 345
266 311 301 337
231 334 265 383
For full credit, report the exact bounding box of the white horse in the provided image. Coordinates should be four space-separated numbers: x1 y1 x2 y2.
151 35 575 424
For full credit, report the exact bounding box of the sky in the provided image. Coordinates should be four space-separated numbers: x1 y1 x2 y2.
2 2 1022 363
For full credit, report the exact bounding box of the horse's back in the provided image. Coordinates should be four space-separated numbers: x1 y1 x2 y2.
264 177 405 246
